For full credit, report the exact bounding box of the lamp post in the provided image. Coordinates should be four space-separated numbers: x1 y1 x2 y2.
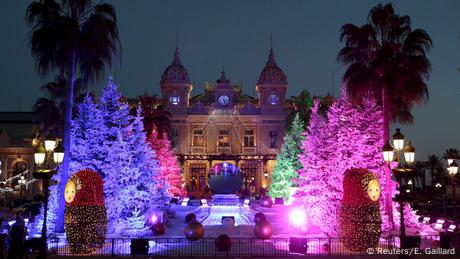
382 128 415 255
448 161 458 221
33 136 64 259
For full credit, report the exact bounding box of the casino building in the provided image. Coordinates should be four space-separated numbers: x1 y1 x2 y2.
159 46 289 197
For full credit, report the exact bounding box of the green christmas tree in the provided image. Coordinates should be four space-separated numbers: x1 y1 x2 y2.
288 113 306 171
269 113 306 202
268 136 297 201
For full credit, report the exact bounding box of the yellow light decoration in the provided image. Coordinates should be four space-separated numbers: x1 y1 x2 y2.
64 169 107 254
339 169 382 252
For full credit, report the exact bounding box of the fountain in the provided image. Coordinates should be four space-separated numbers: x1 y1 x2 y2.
202 162 251 225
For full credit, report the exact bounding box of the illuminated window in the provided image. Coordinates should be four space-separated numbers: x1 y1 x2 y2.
269 94 278 105
169 96 180 105
218 129 230 147
192 128 205 147
243 129 255 147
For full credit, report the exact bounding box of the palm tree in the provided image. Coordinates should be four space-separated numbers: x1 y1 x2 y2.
137 93 172 137
443 148 459 165
425 155 445 187
286 90 334 130
26 0 120 232
338 3 432 138
33 75 86 139
413 160 426 191
337 3 432 226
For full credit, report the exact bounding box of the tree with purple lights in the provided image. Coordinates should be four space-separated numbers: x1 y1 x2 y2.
26 0 121 231
32 94 106 233
296 93 392 234
295 99 341 234
99 78 168 234
69 94 106 174
338 3 432 225
112 107 168 235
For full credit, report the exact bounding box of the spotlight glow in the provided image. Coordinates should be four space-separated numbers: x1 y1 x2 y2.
289 207 308 231
150 214 158 225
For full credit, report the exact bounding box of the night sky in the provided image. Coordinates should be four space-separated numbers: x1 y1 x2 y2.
0 0 459 160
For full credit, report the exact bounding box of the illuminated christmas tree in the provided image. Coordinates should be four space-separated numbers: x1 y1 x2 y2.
268 135 296 202
295 93 391 235
295 99 340 234
99 79 169 234
268 113 305 202
32 94 105 233
148 126 185 197
70 94 107 173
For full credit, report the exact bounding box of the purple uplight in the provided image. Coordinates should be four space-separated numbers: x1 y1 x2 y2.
150 214 159 225
289 207 308 231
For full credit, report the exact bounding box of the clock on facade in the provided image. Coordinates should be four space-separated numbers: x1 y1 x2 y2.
218 95 230 106
269 94 278 105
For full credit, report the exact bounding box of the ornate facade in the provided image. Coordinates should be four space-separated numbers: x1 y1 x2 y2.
0 112 39 202
159 46 289 198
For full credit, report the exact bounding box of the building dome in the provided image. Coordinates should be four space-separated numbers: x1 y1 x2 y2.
160 47 191 84
257 48 287 85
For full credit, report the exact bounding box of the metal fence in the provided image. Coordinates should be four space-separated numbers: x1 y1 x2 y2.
43 235 445 257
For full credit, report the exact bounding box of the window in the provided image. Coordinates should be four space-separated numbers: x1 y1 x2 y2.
243 129 255 147
169 96 180 105
268 94 278 105
192 128 205 147
217 129 230 147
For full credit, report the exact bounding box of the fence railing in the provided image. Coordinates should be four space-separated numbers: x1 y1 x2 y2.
43 235 446 257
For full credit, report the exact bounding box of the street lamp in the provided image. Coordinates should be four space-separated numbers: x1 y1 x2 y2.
33 137 64 259
382 128 415 256
448 161 458 221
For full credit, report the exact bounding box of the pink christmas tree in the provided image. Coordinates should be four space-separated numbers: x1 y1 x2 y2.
296 92 396 235
295 99 341 234
148 127 186 197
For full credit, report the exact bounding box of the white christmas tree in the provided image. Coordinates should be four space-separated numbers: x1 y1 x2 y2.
69 94 107 173
99 78 168 235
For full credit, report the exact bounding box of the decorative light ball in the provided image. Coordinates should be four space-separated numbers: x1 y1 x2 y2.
260 196 273 208
185 213 197 224
215 234 232 252
221 217 235 229
254 220 273 239
184 221 205 241
151 222 165 235
254 213 266 224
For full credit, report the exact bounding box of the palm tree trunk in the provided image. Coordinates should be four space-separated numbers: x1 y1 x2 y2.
55 50 76 232
382 87 394 228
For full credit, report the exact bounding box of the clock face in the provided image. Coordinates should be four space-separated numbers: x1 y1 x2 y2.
218 95 230 106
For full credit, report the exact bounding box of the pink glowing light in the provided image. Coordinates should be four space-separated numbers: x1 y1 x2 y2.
289 207 308 231
150 214 158 225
